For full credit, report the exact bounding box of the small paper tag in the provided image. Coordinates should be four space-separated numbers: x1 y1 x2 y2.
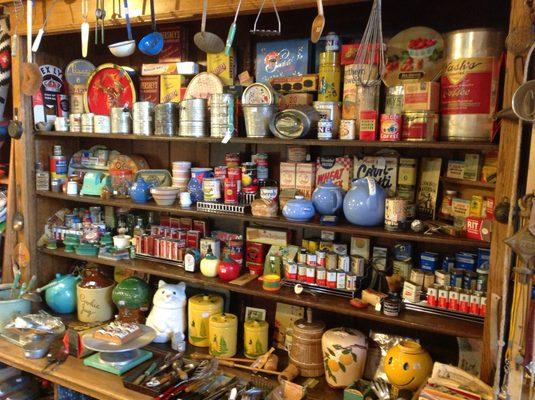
367 177 376 196
375 157 386 169
221 133 232 144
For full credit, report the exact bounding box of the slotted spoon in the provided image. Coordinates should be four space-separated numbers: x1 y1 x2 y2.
194 0 224 54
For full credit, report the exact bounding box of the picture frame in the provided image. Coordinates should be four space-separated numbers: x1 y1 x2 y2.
245 306 267 322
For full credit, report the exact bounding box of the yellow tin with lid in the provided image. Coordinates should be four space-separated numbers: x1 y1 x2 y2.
318 51 341 102
208 313 238 357
188 294 224 347
244 319 269 359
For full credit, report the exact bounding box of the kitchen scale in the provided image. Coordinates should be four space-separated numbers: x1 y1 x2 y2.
81 325 156 375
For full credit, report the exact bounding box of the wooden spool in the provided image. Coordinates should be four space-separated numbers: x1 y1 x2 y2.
288 308 325 377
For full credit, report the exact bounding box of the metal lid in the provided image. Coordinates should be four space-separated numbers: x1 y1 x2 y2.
188 294 223 307
209 313 237 326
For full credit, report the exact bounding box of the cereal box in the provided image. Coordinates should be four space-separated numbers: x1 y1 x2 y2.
279 162 297 190
158 26 188 63
296 162 316 199
316 156 353 191
353 155 398 196
279 93 313 110
160 75 184 103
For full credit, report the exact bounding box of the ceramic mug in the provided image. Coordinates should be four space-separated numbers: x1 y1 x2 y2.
113 234 132 250
180 191 192 208
66 181 78 196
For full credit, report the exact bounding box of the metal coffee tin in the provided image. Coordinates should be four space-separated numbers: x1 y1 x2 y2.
111 107 131 134
155 102 179 136
313 101 341 137
133 101 155 136
210 93 235 138
269 106 318 139
441 28 504 141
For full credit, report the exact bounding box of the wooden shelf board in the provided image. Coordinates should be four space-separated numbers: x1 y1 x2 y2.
0 339 150 400
35 131 500 151
440 177 496 190
41 247 484 339
36 191 490 248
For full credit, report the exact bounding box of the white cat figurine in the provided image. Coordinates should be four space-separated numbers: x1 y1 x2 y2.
146 280 187 343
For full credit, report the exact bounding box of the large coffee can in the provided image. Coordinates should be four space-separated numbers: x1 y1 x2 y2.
440 28 504 141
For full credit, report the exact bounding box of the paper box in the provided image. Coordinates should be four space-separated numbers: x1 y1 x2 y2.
316 156 353 191
416 157 442 220
463 154 481 181
278 93 314 109
160 75 185 103
139 76 160 103
446 160 464 179
255 39 311 83
353 155 398 196
141 62 201 76
246 227 290 246
207 51 236 86
403 82 440 112
465 217 491 242
158 26 188 63
296 162 316 199
279 162 297 190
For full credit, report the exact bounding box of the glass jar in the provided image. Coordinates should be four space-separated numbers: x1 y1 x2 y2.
440 190 458 221
110 169 133 198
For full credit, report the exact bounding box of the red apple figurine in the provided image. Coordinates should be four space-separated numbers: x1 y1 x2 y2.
217 256 241 281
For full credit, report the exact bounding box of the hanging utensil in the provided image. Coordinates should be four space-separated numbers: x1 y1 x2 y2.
138 0 163 55
111 0 121 20
108 0 136 57
21 0 42 96
193 0 224 54
10 0 23 56
31 0 59 52
10 260 21 299
310 0 325 43
353 0 385 86
250 0 281 37
224 0 242 56
95 0 106 45
81 0 89 57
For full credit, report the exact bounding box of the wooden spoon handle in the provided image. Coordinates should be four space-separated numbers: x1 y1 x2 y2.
317 0 324 16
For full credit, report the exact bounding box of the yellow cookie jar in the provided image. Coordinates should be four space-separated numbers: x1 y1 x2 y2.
188 294 223 347
243 319 269 359
208 313 237 357
383 340 433 391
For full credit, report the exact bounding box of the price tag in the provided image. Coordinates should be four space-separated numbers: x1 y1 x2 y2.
221 133 232 144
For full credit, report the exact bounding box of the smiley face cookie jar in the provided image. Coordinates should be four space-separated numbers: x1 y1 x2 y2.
383 340 433 392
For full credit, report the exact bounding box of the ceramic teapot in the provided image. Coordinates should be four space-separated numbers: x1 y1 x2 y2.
343 177 385 226
45 273 81 314
383 340 433 391
322 327 368 388
312 180 344 215
129 177 153 204
282 196 316 222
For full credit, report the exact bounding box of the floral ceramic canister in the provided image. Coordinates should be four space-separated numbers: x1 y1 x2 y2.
322 327 368 388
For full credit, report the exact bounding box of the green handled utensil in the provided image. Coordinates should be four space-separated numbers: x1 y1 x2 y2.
224 0 242 56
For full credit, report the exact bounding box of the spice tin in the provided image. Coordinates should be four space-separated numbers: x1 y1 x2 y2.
459 291 470 313
202 178 222 202
93 115 111 133
480 296 487 316
358 110 378 140
210 93 235 138
385 197 407 231
448 289 460 311
427 286 438 306
316 267 327 286
298 249 308 264
336 270 346 289
69 84 86 114
318 51 341 102
351 256 366 276
214 166 228 178
326 270 337 288
286 261 298 279
438 288 449 308
469 292 481 315
110 107 131 134
316 250 326 267
476 267 489 292
339 119 356 140
252 153 269 181
188 294 224 347
423 271 435 289
242 83 275 105
313 101 341 137
435 270 450 286
244 320 269 359
297 264 307 281
307 253 317 267
402 111 439 141
326 252 338 270
346 273 357 291
410 269 425 286
208 313 238 357
81 113 94 133
306 265 316 283
338 255 350 272
69 113 81 132
317 116 334 140
380 114 402 141
385 85 404 114
241 162 258 193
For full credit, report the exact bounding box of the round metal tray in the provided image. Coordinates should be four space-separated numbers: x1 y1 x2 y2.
81 325 156 353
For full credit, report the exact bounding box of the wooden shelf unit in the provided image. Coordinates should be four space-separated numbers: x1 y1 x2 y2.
35 131 500 151
40 247 484 339
36 191 490 248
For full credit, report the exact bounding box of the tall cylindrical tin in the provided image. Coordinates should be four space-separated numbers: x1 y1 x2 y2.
188 294 224 347
313 101 341 137
70 84 86 114
318 51 341 102
210 93 236 138
243 319 269 359
111 107 131 134
81 113 94 133
154 102 179 136
441 28 504 141
384 197 407 231
133 101 155 136
208 313 238 358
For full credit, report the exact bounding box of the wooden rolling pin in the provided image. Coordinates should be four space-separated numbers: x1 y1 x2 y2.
216 359 283 376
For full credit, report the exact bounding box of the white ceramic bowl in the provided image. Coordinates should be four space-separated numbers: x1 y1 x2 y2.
113 234 132 250
151 187 180 206
172 161 192 168
108 40 136 57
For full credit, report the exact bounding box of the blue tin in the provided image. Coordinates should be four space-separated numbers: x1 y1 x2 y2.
255 39 312 83
455 252 477 271
420 251 439 272
477 248 491 269
394 241 413 261
442 255 455 272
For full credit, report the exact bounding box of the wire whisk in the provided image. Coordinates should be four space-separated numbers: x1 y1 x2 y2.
353 0 385 87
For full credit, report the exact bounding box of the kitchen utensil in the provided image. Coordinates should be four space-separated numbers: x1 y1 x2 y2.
224 0 242 56
194 0 225 54
42 344 69 373
10 0 23 56
95 0 106 45
218 358 283 376
81 0 90 57
310 0 325 43
12 211 23 231
17 282 27 299
132 361 158 385
21 0 42 96
10 261 21 298
108 0 136 57
157 358 218 400
31 0 59 52
138 0 163 55
111 0 121 20
250 0 281 36
353 0 385 86
251 347 275 369
512 79 535 121
23 341 50 359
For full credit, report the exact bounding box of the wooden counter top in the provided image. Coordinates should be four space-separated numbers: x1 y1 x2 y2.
0 339 151 400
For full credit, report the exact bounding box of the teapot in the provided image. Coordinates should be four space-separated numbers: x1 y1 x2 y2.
44 273 81 314
312 180 344 216
343 177 385 226
129 177 153 204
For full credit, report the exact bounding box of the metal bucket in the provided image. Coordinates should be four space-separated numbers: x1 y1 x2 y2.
243 104 276 138
441 28 504 141
155 102 179 136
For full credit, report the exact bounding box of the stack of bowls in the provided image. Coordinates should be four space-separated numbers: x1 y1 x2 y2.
151 187 180 206
155 102 179 136
172 161 191 190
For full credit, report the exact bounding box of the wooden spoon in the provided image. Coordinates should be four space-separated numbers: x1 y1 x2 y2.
310 0 325 44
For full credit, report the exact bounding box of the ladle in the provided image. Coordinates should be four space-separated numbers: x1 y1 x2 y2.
108 0 136 57
310 0 325 43
193 0 225 54
138 0 163 55
81 0 89 57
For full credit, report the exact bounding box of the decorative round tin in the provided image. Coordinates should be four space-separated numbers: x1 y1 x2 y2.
242 83 275 105
84 64 136 116
65 59 95 86
184 72 224 104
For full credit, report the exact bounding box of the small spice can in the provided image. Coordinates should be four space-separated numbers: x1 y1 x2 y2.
51 178 62 193
298 249 308 264
224 178 239 204
380 114 402 141
469 292 481 315
307 253 317 267
286 261 297 280
339 119 356 140
438 287 449 308
338 255 350 272
384 197 407 231
358 110 378 141
306 265 316 283
346 273 357 291
350 256 366 277
202 178 221 202
252 153 269 181
317 116 334 140
448 289 460 311
326 270 337 288
297 263 307 282
459 291 470 313
423 271 435 290
383 293 401 316
316 267 327 286
326 251 338 270
476 268 489 292
480 296 487 316
316 250 326 267
427 285 438 306
227 166 242 181
336 270 346 289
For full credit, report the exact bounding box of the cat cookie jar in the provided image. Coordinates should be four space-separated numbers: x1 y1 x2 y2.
146 281 187 343
322 327 368 388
